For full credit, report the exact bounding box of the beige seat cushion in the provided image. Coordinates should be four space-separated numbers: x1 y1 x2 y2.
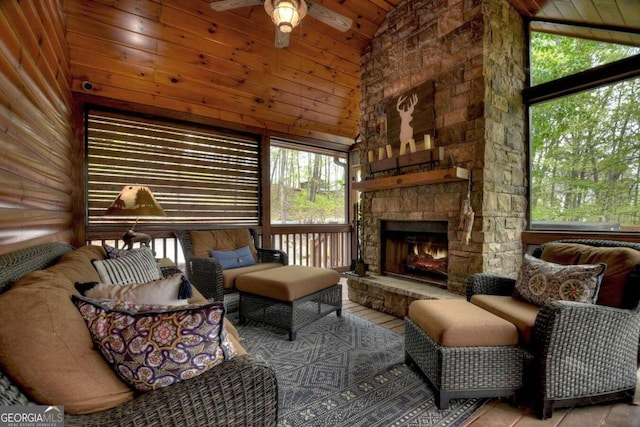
190 229 258 261
227 333 246 356
46 245 105 285
0 246 246 414
408 299 518 347
0 246 135 414
470 295 540 346
222 263 283 289
540 243 640 307
235 265 340 301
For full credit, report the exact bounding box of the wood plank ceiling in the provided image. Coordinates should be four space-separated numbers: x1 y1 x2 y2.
512 0 640 46
63 0 639 146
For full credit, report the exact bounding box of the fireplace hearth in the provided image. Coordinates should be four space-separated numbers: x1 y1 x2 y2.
380 220 448 287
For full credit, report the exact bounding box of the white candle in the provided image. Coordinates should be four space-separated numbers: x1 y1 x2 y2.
378 147 385 160
368 150 374 162
386 145 393 159
400 141 407 155
409 138 416 153
424 134 432 150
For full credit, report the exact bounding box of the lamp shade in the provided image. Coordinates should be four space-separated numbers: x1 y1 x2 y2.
271 1 300 33
105 186 165 217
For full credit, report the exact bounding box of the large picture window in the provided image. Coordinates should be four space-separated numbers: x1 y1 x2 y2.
528 33 640 231
86 108 261 229
270 140 347 224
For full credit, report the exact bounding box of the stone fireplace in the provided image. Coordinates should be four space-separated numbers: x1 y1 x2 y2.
381 220 448 287
348 0 528 312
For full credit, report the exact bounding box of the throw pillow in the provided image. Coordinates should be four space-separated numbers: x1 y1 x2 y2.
210 245 257 270
72 296 237 392
92 247 162 285
514 254 606 306
75 273 193 306
0 269 135 414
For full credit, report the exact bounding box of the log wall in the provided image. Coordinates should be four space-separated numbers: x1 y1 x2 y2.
0 0 74 255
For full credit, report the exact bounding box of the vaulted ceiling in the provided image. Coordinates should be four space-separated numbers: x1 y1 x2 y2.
63 0 639 146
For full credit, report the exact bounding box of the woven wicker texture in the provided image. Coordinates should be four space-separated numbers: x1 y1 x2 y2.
0 242 73 293
0 243 279 426
175 229 287 310
65 355 277 427
239 284 342 341
404 317 523 409
467 239 640 419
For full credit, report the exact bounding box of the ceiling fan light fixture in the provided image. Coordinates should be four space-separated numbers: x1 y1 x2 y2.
271 0 301 33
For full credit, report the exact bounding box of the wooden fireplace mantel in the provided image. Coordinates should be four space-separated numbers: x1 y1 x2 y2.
352 167 470 191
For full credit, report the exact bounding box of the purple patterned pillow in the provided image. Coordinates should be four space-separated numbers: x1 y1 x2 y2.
513 254 606 306
72 296 237 392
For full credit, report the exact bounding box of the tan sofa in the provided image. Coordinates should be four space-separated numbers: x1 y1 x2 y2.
467 239 640 419
0 243 277 426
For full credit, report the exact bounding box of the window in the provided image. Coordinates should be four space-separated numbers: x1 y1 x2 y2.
530 33 639 86
86 108 261 229
527 33 640 231
270 140 347 224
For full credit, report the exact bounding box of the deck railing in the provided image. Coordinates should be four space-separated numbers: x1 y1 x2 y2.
85 225 352 271
268 225 352 269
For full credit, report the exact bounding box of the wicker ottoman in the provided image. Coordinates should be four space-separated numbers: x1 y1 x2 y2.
236 265 342 341
405 300 524 409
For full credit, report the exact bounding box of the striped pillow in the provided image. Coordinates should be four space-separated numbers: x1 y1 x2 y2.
92 248 162 285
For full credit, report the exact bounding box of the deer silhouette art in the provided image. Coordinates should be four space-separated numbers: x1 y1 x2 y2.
396 93 418 144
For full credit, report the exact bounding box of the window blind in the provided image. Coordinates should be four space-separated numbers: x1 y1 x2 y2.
86 108 261 228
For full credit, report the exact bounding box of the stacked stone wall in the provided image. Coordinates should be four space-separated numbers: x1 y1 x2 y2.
359 0 526 294
480 0 528 275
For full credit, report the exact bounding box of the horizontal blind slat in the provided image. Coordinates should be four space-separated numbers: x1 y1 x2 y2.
86 108 260 227
87 154 259 175
88 133 259 158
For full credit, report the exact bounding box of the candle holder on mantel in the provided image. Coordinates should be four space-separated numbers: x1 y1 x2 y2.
366 145 445 177
356 136 470 192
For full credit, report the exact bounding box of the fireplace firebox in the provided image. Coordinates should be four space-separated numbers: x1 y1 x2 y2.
380 220 448 287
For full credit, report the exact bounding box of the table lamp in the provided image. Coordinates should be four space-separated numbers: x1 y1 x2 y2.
104 185 166 250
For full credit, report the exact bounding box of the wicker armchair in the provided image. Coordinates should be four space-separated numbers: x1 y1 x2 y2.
467 239 640 419
0 243 278 427
176 229 287 312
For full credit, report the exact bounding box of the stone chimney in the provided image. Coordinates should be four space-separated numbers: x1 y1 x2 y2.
358 0 527 294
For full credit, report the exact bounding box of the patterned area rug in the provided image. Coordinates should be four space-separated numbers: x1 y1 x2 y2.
230 311 486 427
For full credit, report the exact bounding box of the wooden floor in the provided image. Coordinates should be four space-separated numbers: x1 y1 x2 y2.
341 292 640 427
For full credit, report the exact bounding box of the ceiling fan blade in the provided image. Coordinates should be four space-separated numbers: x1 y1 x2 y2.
305 1 352 32
275 28 290 48
210 0 262 12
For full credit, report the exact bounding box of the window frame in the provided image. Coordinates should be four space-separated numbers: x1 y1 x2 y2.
524 26 640 235
268 137 349 226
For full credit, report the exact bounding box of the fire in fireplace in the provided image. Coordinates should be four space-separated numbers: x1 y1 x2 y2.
380 220 448 286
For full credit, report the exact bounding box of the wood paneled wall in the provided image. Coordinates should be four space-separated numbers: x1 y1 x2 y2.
0 0 74 255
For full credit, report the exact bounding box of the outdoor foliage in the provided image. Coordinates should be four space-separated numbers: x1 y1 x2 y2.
530 33 640 229
270 146 346 224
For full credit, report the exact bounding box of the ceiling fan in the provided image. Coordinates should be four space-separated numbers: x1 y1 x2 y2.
210 0 353 48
